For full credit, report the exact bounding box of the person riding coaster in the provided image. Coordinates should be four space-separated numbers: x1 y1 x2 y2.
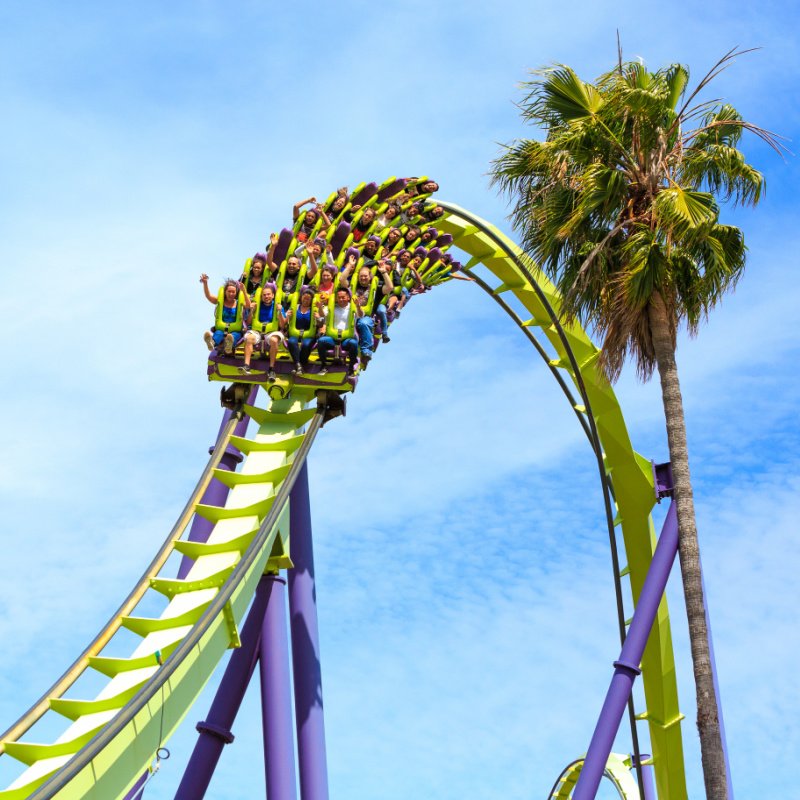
240 283 285 382
241 253 267 299
316 287 361 376
285 286 321 377
382 249 423 318
201 275 251 354
276 250 309 310
356 256 395 344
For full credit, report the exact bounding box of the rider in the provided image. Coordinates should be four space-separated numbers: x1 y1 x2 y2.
285 286 320 376
201 275 250 354
241 283 285 381
317 287 360 375
241 253 267 298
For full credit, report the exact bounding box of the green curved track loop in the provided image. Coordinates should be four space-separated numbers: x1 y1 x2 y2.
549 753 641 799
0 197 688 799
547 753 641 800
436 203 687 799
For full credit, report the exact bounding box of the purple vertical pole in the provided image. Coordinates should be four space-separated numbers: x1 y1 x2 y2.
178 389 258 579
630 754 656 800
122 771 148 800
260 574 298 800
573 502 679 799
287 463 330 800
173 576 273 799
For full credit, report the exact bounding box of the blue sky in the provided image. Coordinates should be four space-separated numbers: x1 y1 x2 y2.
0 1 798 797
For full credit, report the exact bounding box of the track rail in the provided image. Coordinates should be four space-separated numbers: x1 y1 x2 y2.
0 412 243 755
1 391 323 799
547 754 641 799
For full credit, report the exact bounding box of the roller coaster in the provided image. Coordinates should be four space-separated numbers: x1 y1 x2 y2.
0 178 712 799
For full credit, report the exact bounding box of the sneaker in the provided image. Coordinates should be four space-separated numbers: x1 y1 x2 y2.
223 333 234 354
295 364 304 376
267 369 276 382
238 364 251 374
318 366 328 376
361 350 373 362
382 334 391 344
204 331 215 351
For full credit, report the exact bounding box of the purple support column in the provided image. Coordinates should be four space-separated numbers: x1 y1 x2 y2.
178 389 257 579
122 770 148 800
630 754 656 800
287 463 329 800
173 576 273 799
573 502 679 800
260 574 298 800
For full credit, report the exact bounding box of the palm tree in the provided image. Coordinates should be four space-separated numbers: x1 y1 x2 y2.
491 48 779 799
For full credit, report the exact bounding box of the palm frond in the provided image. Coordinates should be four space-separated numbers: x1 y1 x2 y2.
619 227 669 307
653 186 719 234
685 118 787 157
536 65 605 122
680 143 765 205
662 63 689 110
668 46 759 139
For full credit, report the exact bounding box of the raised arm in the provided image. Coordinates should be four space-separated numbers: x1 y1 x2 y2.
239 282 252 310
293 196 316 222
316 203 332 229
324 243 336 268
306 248 318 280
266 232 279 272
379 261 394 294
340 253 357 287
200 274 217 304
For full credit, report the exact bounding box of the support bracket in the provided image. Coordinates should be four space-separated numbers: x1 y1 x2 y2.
196 720 235 745
222 601 241 649
651 461 674 502
316 390 346 427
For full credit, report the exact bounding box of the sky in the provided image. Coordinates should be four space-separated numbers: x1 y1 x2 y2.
0 1 798 798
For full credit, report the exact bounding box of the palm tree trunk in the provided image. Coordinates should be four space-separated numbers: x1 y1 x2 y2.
648 293 729 799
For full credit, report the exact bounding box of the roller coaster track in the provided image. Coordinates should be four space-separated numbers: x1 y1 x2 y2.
0 200 688 799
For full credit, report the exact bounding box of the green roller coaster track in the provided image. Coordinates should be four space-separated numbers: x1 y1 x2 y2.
0 200 687 799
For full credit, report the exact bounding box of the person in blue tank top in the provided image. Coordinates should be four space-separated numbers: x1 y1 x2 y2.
201 275 250 354
286 287 320 376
